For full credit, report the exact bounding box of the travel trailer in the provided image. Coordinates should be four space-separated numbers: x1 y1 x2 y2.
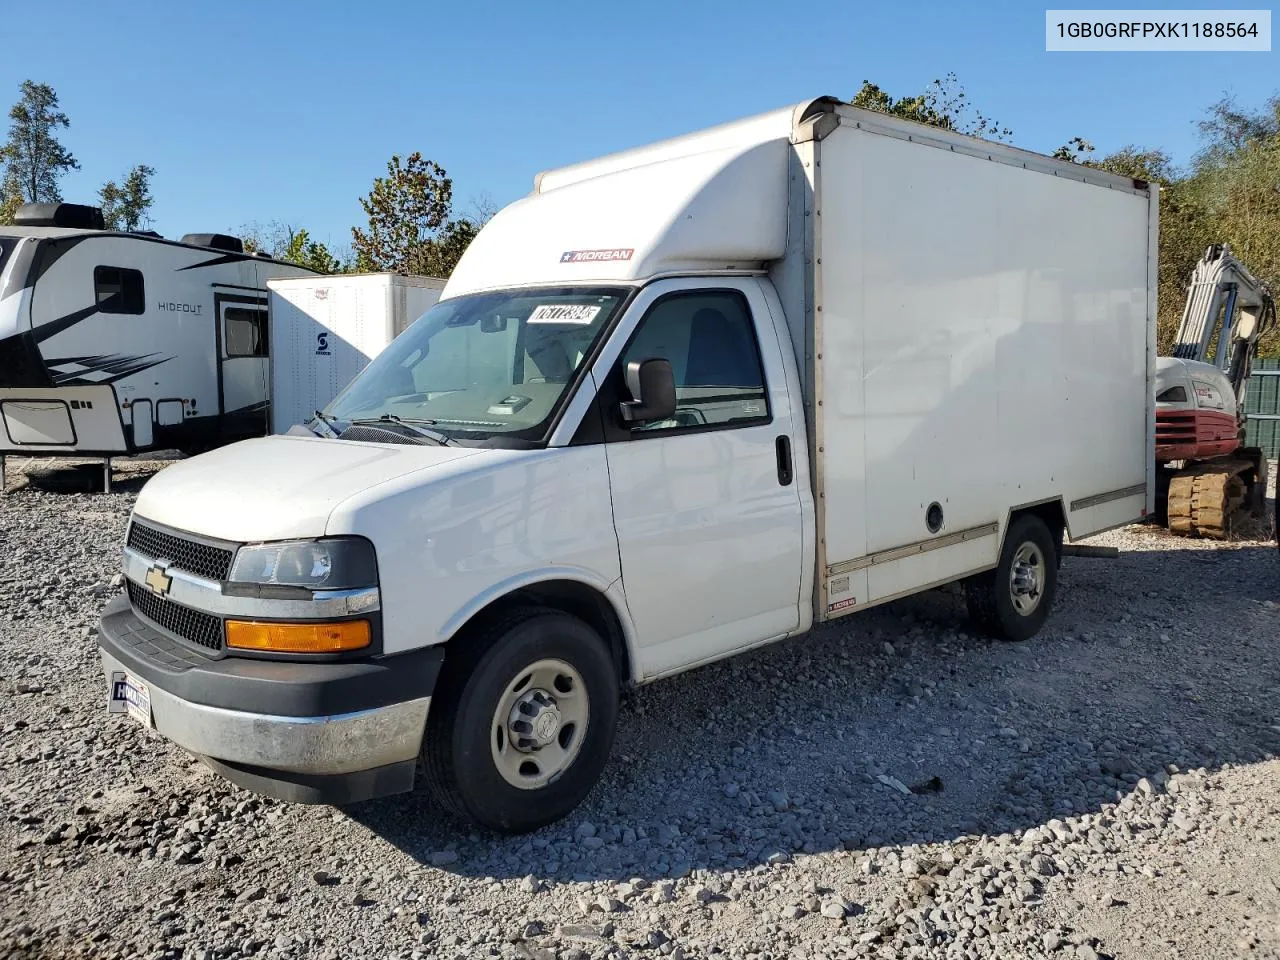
0 203 317 484
99 97 1157 832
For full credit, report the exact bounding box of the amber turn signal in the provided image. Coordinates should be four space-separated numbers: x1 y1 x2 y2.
225 619 371 653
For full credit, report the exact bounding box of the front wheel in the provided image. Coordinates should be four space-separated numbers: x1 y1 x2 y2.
965 514 1059 642
420 608 619 833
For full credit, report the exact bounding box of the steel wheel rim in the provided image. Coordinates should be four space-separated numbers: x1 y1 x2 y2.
490 658 589 791
1008 541 1045 615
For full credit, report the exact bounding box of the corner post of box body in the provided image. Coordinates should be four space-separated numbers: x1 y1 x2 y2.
1145 183 1161 519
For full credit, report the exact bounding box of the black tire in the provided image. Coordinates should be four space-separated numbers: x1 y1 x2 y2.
964 514 1059 642
420 607 619 833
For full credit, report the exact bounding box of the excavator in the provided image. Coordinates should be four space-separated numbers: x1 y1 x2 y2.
1154 244 1276 539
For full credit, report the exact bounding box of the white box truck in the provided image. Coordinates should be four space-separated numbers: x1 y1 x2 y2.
267 273 445 434
97 96 1157 832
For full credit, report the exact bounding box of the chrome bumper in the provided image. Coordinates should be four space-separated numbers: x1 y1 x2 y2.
101 649 430 776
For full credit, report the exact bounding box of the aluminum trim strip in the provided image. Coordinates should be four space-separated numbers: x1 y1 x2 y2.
826 522 999 577
1069 483 1147 512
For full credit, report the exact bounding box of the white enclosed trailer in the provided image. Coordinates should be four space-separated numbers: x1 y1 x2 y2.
266 274 445 434
99 96 1157 831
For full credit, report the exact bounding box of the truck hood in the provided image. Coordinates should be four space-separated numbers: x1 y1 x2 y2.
132 434 486 542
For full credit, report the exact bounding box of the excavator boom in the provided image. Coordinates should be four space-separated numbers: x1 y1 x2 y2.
1170 243 1276 405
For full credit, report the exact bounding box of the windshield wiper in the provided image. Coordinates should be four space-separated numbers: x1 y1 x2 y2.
348 414 456 446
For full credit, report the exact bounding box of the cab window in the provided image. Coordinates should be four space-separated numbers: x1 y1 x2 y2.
617 290 770 433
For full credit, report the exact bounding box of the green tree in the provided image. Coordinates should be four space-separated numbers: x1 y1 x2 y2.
1091 146 1174 182
0 170 21 225
1052 137 1095 162
235 219 347 273
1 80 78 203
408 217 478 277
99 164 156 231
280 226 346 274
1196 94 1279 160
236 219 288 256
1188 95 1280 356
851 73 1013 141
351 152 477 276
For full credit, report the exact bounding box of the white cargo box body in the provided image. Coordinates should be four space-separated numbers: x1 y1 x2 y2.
782 110 1156 617
267 273 445 434
452 98 1157 623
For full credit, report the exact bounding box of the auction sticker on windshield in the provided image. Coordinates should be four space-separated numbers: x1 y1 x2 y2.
109 670 153 728
528 304 602 324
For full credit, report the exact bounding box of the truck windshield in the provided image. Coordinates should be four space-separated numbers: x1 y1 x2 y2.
324 286 628 442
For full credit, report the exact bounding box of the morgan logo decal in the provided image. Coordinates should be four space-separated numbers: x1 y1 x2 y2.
559 248 634 264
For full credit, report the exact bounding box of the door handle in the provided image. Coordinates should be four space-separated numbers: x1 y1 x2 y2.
775 435 793 486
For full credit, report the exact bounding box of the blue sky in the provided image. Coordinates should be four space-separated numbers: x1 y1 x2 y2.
1 0 1274 254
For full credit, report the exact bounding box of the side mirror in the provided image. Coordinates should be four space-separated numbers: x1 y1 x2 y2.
618 358 676 425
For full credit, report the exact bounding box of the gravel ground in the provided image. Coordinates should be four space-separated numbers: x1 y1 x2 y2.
1 456 1277 960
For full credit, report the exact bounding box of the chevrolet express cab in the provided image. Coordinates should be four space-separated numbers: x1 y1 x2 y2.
98 96 1157 832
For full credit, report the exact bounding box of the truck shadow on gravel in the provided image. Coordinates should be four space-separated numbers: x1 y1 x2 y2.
347 540 1279 884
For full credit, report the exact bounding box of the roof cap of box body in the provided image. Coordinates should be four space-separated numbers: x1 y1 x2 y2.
530 96 841 195
444 97 843 298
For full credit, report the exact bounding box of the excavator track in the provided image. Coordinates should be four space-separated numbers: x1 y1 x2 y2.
1165 458 1256 538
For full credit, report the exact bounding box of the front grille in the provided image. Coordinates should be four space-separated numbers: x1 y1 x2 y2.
127 519 235 581
127 580 223 652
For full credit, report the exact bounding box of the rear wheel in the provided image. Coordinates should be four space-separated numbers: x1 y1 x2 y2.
420 608 619 833
965 514 1058 642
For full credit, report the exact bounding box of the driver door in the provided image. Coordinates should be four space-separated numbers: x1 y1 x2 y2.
594 278 805 677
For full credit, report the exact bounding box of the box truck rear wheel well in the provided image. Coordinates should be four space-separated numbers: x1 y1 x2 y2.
964 505 1066 643
1006 500 1067 566
443 580 633 691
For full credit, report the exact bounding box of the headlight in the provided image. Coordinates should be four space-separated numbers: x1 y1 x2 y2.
228 538 377 590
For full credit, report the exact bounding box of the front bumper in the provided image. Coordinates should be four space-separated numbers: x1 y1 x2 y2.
97 594 444 804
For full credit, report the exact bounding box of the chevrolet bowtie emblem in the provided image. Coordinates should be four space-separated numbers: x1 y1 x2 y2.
144 564 173 597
